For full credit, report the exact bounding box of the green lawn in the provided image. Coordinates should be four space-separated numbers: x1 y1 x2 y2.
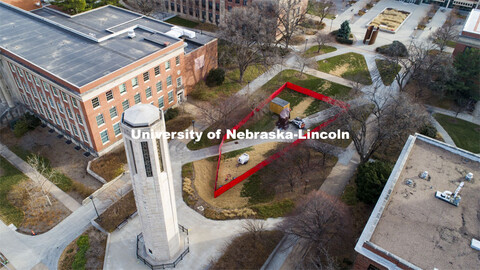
0 157 27 226
187 69 353 150
10 146 74 192
434 113 480 153
165 16 199 28
317 52 372 85
189 65 264 101
303 45 337 58
375 59 400 86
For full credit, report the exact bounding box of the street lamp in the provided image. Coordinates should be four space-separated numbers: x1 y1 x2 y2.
304 38 308 51
89 195 99 219
192 120 196 144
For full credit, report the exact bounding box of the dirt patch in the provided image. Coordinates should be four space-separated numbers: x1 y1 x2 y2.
8 181 71 234
58 226 107 270
194 142 280 209
90 146 127 182
0 127 101 191
96 191 136 232
330 63 351 77
291 97 315 118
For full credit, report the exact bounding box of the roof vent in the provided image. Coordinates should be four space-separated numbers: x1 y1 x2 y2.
128 30 136 39
164 42 170 46
420 171 428 179
466 172 473 181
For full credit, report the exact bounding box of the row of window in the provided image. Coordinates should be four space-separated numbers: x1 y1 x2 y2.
9 61 90 145
92 75 182 110
21 93 90 144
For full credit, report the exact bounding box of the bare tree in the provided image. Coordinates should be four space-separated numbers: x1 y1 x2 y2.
308 0 336 25
218 2 278 83
199 95 250 134
242 219 266 247
279 190 346 268
341 88 427 164
27 154 56 206
128 0 165 16
276 0 308 49
313 32 334 53
429 20 458 52
295 49 316 76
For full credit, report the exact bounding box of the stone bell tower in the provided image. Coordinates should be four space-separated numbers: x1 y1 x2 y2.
121 104 181 262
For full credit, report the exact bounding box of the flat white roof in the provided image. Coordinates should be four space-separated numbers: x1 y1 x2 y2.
463 9 480 35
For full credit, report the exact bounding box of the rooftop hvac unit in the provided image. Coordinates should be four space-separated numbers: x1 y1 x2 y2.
165 26 196 39
466 172 473 181
128 30 136 39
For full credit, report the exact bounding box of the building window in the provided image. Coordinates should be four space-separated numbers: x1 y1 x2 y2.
57 102 64 113
154 66 160 76
100 130 109 144
143 71 150 82
52 87 59 97
77 113 84 125
46 109 53 120
145 87 152 99
110 106 118 119
61 92 68 102
54 115 61 125
166 75 172 87
8 62 15 72
176 77 182 87
132 77 138 88
72 125 79 136
33 89 38 98
33 77 40 86
158 97 164 109
92 97 100 109
62 119 70 131
113 122 121 136
96 114 105 126
141 141 153 177
38 104 44 114
40 92 46 103
156 81 163 93
165 61 171 71
175 56 180 66
48 97 55 108
119 83 127 95
71 98 78 108
82 130 89 143
42 82 50 92
168 91 174 104
67 108 73 119
134 93 141 104
105 90 113 102
122 99 130 111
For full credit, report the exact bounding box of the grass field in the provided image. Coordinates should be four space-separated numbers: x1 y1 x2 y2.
317 52 372 85
187 69 353 150
0 157 27 226
189 65 264 101
434 113 480 153
165 16 199 28
375 59 400 86
303 45 337 58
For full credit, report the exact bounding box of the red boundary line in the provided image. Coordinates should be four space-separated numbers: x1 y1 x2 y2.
214 82 349 198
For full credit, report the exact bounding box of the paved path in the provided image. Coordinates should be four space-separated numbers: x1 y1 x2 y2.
430 116 456 147
0 143 80 212
426 105 480 125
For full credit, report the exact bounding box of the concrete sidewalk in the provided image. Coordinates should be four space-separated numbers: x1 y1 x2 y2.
0 142 81 212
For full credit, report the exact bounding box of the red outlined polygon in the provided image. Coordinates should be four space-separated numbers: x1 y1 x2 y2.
214 82 349 198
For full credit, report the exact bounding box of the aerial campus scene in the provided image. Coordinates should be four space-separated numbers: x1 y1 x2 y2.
0 0 479 269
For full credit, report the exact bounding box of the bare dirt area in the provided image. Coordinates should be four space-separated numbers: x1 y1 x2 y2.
58 226 107 270
8 181 71 234
0 127 102 191
330 63 351 77
194 142 279 209
291 97 315 118
90 145 127 182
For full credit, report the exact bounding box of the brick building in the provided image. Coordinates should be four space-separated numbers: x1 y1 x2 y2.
162 0 308 25
354 134 480 269
453 8 480 56
0 2 217 156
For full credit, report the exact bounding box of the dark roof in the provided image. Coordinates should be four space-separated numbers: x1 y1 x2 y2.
0 3 215 87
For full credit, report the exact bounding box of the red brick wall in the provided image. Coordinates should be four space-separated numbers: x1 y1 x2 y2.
183 39 218 95
354 254 388 270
